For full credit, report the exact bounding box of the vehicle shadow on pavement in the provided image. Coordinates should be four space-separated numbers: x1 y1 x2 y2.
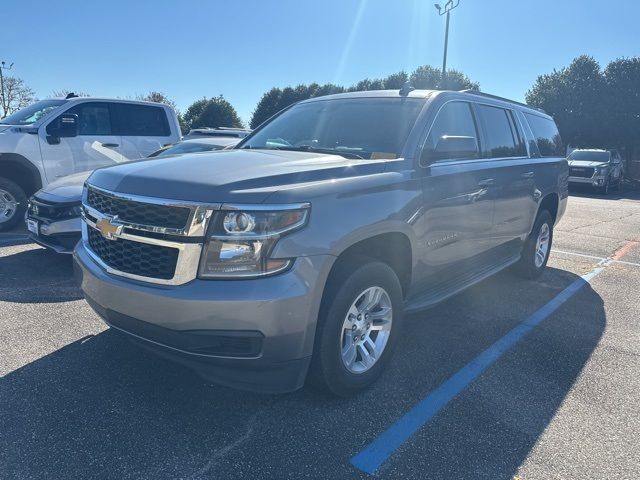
0 246 83 303
0 267 605 479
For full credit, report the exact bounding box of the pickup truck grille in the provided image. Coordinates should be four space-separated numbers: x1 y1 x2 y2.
87 187 191 230
569 166 595 178
87 227 179 280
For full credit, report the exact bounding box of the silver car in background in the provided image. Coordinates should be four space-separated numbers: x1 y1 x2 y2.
26 136 240 253
567 148 623 194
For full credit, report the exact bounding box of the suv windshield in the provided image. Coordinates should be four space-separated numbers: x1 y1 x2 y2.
0 99 67 125
568 150 610 162
240 97 425 159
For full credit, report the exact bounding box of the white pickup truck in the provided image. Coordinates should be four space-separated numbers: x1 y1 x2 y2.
0 96 181 231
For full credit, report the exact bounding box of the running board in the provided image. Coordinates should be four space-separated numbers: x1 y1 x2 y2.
403 255 521 314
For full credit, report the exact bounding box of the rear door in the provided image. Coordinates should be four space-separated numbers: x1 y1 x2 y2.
39 101 123 179
474 103 535 243
116 103 174 161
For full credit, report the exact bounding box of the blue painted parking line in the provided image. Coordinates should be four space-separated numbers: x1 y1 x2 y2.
351 261 607 475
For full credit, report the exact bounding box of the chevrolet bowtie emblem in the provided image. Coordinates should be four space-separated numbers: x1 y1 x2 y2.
96 216 123 240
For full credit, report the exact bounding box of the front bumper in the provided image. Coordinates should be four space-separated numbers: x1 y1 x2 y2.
27 215 82 254
568 175 606 187
73 242 334 393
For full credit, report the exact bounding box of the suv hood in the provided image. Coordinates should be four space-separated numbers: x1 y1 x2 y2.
87 149 387 203
35 171 92 203
568 160 610 168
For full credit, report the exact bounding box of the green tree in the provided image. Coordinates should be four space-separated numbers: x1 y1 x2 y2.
603 57 640 157
250 64 480 128
526 55 607 149
183 95 243 132
410 65 479 90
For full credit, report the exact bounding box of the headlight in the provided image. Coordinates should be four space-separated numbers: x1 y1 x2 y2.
65 204 83 217
198 204 310 279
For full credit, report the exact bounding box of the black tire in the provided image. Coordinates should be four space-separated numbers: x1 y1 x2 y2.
0 177 27 232
599 177 610 195
513 210 553 280
308 260 404 397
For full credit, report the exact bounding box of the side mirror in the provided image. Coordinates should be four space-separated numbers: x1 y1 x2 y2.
421 135 479 163
46 113 78 143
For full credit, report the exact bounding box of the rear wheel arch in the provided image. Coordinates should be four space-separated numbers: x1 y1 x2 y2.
537 192 559 225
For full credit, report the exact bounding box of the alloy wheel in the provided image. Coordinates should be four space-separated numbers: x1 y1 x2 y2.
535 222 550 268
0 189 18 224
340 286 393 374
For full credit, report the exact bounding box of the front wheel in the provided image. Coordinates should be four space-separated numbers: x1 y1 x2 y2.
308 261 403 397
513 210 553 280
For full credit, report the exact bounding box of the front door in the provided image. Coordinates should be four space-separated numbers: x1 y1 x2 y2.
39 101 122 183
411 100 497 291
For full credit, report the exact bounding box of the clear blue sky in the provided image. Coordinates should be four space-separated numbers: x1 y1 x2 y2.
3 0 639 124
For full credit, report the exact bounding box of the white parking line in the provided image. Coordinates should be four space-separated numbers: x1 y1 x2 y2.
551 249 605 261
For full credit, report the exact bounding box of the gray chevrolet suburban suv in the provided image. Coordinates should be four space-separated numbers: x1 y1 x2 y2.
74 89 568 396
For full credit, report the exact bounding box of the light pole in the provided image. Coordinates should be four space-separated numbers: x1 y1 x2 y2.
0 61 15 118
434 0 460 85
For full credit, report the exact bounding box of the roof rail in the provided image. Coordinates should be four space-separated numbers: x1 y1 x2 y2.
458 89 546 113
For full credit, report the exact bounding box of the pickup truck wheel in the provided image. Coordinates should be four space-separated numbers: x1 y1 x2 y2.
0 178 27 232
513 210 553 280
599 177 610 195
309 261 403 397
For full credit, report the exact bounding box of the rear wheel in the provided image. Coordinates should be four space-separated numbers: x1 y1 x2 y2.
308 261 403 397
513 210 553 280
0 177 27 232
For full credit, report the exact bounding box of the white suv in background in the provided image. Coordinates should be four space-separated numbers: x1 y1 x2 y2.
0 96 181 230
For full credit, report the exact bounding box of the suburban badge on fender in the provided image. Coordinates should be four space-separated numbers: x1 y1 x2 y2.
96 216 123 240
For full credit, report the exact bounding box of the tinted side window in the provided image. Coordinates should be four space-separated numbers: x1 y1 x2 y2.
116 104 170 136
476 104 524 158
424 101 480 161
49 102 113 136
524 113 564 157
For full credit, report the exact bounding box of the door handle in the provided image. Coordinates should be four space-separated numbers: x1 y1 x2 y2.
101 143 119 148
477 178 494 187
521 171 534 179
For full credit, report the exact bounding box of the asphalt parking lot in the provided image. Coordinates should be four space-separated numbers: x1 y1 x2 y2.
2 189 640 480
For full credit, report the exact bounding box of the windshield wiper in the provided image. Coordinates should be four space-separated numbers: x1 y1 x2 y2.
267 145 365 160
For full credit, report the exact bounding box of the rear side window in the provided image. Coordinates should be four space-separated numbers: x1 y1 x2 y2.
476 104 525 158
524 113 564 157
424 101 480 161
115 104 170 136
53 102 113 136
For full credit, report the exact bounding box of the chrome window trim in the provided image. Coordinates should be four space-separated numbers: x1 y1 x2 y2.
417 97 536 168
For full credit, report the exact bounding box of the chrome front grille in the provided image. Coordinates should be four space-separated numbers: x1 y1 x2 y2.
569 166 595 178
82 185 219 285
87 187 191 230
87 228 179 280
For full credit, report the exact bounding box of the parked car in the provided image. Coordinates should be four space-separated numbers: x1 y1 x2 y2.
74 89 568 396
184 127 251 140
567 148 623 194
26 137 241 254
147 136 240 157
0 96 181 231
